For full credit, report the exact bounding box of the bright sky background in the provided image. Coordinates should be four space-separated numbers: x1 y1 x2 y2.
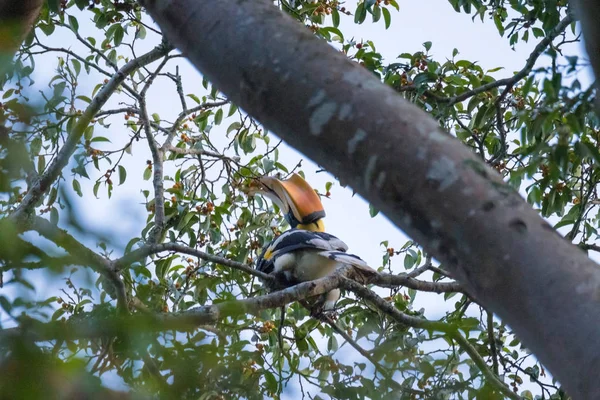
3 0 594 397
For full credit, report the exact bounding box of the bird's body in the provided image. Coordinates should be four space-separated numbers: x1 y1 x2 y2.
248 173 374 311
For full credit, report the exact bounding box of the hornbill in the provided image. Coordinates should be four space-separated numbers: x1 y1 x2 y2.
249 173 375 311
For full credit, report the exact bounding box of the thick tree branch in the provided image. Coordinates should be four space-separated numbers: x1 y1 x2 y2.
9 43 172 222
0 269 351 343
140 1 600 397
0 0 43 62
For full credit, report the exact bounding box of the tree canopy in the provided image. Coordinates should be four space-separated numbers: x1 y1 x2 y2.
0 0 596 399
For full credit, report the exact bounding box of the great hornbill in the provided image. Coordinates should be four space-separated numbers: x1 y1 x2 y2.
249 173 374 310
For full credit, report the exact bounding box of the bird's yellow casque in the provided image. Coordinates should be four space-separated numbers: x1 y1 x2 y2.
251 173 326 232
250 173 375 310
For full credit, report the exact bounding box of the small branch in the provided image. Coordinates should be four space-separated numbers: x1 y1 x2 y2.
64 20 118 71
165 144 237 160
113 242 273 281
371 272 466 294
96 107 140 118
579 243 600 253
174 66 187 112
139 56 170 244
28 217 128 312
406 255 432 278
160 100 229 149
341 278 447 330
30 42 114 78
449 332 518 399
487 311 500 375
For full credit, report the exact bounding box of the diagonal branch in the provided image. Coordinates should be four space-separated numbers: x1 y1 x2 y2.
341 279 519 400
138 1 600 396
10 43 172 222
113 242 273 281
439 14 574 106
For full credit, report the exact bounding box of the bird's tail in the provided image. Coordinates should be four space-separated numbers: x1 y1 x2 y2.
317 250 376 283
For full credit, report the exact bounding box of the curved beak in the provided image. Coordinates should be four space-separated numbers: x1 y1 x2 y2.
248 173 325 226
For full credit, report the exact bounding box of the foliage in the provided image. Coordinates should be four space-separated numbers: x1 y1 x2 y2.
0 0 590 399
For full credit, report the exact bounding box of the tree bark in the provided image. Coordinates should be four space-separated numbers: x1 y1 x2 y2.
0 0 43 57
569 0 600 110
140 0 600 397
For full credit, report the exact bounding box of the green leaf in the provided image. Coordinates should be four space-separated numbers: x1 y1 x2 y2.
369 204 379 217
327 335 338 352
71 59 81 76
75 0 88 10
493 15 504 36
423 41 432 51
227 103 238 117
214 108 223 125
30 137 42 156
50 207 59 224
155 257 173 280
114 25 124 46
84 126 94 141
332 8 340 27
37 155 46 174
39 22 55 36
68 15 79 33
319 27 344 41
136 25 147 40
264 371 278 393
143 167 152 180
354 3 367 24
93 181 101 198
118 165 127 185
73 179 83 197
419 361 435 380
404 254 415 269
48 0 61 13
0 296 12 314
382 7 391 29
227 121 241 135
532 27 544 38
372 5 381 22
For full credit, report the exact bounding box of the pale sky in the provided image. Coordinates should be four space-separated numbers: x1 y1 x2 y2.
3 0 593 396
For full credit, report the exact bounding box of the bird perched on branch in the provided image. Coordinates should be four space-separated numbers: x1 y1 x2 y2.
248 173 375 311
